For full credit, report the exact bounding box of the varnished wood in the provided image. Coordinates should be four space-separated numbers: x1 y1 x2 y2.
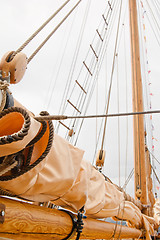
129 0 149 214
0 197 142 239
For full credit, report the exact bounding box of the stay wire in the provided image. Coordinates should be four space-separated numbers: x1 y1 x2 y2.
116 55 121 186
60 2 111 120
92 0 122 162
143 1 160 46
59 0 91 118
149 149 160 166
74 0 119 147
100 0 123 152
57 0 116 142
151 165 160 184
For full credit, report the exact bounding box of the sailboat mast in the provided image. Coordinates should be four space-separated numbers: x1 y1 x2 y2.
129 0 149 213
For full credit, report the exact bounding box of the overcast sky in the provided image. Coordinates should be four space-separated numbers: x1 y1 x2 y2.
0 0 160 197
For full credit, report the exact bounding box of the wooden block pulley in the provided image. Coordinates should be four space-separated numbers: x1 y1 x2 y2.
0 51 28 84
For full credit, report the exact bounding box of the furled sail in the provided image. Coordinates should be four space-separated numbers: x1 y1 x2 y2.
0 98 157 239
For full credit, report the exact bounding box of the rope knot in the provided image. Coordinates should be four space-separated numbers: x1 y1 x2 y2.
0 80 9 91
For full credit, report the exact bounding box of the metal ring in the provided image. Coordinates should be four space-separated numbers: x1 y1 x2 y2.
60 209 77 240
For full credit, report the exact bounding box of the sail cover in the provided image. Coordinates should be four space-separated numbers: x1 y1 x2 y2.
0 100 157 238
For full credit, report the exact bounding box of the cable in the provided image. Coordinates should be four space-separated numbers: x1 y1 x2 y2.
100 0 123 152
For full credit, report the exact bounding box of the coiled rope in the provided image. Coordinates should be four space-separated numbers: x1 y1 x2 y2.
0 111 54 181
0 107 31 145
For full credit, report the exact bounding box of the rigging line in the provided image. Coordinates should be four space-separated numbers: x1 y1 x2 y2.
145 14 160 47
151 165 160 184
62 0 117 142
34 109 160 121
91 0 121 158
44 16 75 110
138 7 157 201
100 0 123 152
63 0 116 124
116 55 121 186
148 150 160 166
74 0 119 147
74 0 119 146
143 4 160 46
60 1 112 122
152 0 160 20
58 0 91 119
11 0 71 60
145 0 160 33
122 168 134 189
138 0 151 145
27 0 83 63
139 1 154 155
123 22 129 189
66 0 115 108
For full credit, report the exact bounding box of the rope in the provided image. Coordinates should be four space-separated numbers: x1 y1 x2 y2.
0 107 31 145
0 80 9 111
28 0 83 63
34 109 160 121
151 165 160 184
0 111 54 181
0 155 17 177
122 168 134 189
149 149 160 166
9 0 71 61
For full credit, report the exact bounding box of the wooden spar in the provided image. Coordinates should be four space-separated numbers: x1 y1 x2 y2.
0 196 142 240
129 0 149 214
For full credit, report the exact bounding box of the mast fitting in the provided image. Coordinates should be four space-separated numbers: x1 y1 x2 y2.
136 188 142 199
96 150 105 167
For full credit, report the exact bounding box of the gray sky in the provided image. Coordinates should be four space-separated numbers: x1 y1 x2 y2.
0 0 160 197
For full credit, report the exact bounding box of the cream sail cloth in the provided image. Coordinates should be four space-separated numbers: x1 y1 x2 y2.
0 101 156 238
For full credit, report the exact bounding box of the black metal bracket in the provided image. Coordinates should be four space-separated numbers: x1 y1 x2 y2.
60 207 86 240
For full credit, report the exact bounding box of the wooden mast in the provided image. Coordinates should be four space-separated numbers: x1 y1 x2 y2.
129 0 149 213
